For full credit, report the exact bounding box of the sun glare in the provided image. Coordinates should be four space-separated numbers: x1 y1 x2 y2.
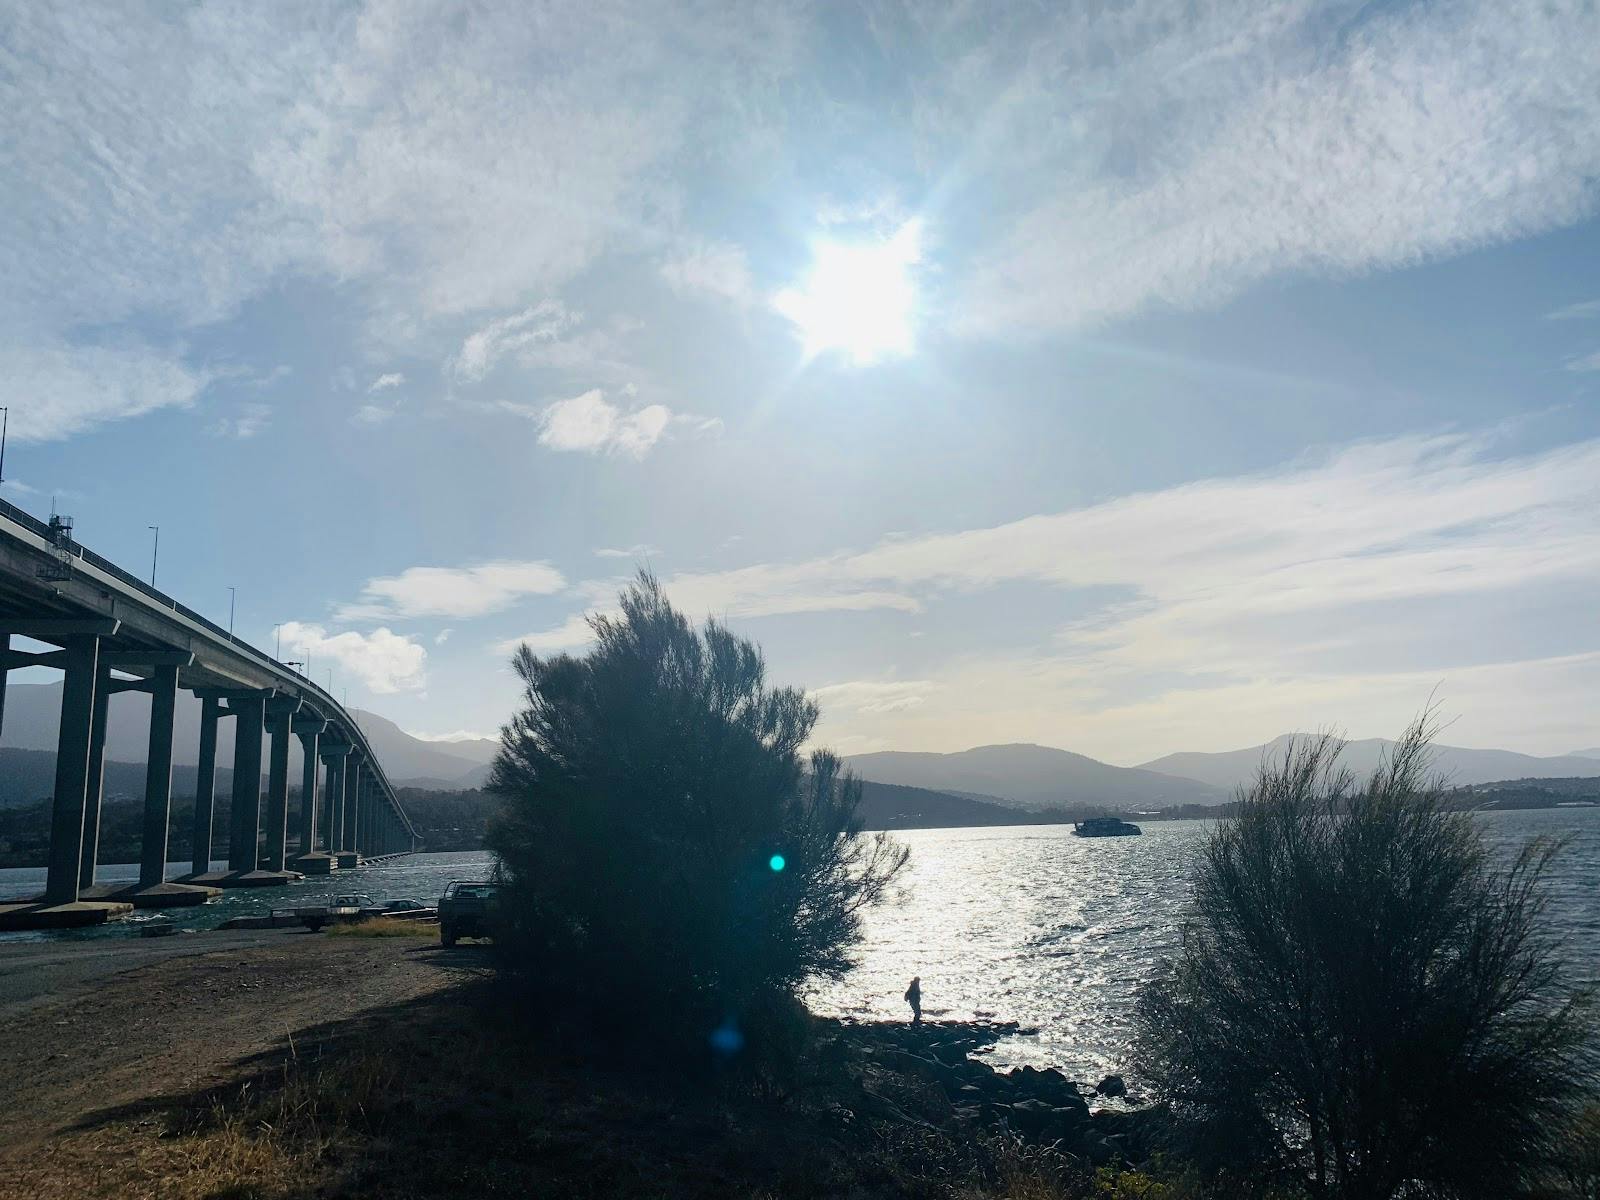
775 220 922 365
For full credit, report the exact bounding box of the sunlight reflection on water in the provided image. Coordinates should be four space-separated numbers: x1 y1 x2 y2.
807 807 1600 1079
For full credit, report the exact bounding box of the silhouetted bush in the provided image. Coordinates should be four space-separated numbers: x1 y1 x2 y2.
1136 719 1596 1199
486 572 907 1051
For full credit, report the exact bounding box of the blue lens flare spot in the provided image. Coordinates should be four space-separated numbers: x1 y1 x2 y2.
709 1022 745 1056
768 854 786 872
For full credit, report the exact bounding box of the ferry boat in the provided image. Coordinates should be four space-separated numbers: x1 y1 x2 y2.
1071 816 1142 838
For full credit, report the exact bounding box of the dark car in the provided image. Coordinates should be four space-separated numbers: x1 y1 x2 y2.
380 898 428 913
438 880 501 946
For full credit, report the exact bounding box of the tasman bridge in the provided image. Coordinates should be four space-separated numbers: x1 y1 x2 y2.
0 498 416 931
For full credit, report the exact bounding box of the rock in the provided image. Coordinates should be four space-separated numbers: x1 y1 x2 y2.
1075 1130 1116 1165
1006 1098 1057 1135
1095 1074 1127 1098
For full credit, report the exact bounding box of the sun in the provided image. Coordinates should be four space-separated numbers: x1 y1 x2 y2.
775 220 922 365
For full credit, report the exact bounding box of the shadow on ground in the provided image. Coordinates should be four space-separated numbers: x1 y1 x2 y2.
54 957 1003 1200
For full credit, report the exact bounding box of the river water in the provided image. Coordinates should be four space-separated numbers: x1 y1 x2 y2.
4 808 1595 1079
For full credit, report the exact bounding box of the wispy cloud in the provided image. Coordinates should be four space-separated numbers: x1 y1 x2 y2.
209 401 271 440
368 372 405 392
811 679 937 714
517 430 1600 756
2 341 209 442
595 544 662 560
1546 300 1600 321
336 560 567 622
1563 351 1600 373
660 240 755 308
496 613 598 657
947 0 1600 333
280 622 427 694
451 302 580 382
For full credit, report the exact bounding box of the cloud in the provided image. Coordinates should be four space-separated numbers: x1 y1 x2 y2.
533 390 672 458
452 301 580 382
209 401 271 440
0 341 209 442
595 544 662 559
515 390 721 459
517 429 1600 757
811 680 936 714
434 629 454 645
1546 300 1600 320
496 613 600 656
1564 351 1600 373
945 0 1600 334
368 372 405 392
279 622 426 694
353 402 398 425
660 240 755 307
336 560 567 621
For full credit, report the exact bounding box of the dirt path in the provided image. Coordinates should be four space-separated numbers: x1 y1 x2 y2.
0 930 478 1151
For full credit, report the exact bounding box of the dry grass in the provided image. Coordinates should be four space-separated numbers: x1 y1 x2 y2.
324 917 435 939
0 979 1240 1200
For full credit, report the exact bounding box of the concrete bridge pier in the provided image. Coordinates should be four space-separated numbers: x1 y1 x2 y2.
335 750 362 869
321 742 350 871
292 718 332 874
77 664 112 889
261 697 301 873
213 691 290 887
187 697 223 876
111 660 219 908
0 621 134 931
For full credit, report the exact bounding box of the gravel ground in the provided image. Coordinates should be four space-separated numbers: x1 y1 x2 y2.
0 929 470 1152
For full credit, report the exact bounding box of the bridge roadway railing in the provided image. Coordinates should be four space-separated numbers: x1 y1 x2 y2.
0 498 418 917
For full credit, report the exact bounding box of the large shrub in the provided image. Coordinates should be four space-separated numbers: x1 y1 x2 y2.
1136 720 1595 1199
486 572 907 1047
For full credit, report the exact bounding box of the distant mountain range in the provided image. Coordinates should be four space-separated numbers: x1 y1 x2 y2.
0 682 497 798
1138 736 1600 794
846 743 1226 810
1 674 1595 816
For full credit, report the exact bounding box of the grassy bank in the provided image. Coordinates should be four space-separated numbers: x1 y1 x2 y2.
6 968 1195 1200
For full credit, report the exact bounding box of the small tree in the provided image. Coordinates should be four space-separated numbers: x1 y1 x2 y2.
486 572 906 1047
1136 719 1596 1199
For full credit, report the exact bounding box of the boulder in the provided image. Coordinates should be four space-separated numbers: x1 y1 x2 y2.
1095 1074 1127 1098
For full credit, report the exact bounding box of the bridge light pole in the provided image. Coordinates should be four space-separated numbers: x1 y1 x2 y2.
227 587 236 637
147 525 159 587
0 406 8 486
274 622 283 659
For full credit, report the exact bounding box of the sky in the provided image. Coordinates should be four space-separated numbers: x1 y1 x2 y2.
3 0 1599 764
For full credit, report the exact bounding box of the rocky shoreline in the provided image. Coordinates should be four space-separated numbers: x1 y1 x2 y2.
818 1017 1162 1168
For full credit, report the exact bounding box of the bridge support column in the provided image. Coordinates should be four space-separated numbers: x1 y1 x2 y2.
262 700 298 873
291 721 332 872
43 636 101 906
337 751 362 869
190 697 222 875
228 694 265 873
0 630 8 742
78 664 112 889
321 755 338 853
321 743 350 870
137 665 179 887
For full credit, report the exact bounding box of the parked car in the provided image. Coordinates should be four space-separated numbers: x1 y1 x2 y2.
438 880 501 946
380 898 428 913
298 894 378 932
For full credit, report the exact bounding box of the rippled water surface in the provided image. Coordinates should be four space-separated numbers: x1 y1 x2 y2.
4 808 1595 1080
807 808 1600 1077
